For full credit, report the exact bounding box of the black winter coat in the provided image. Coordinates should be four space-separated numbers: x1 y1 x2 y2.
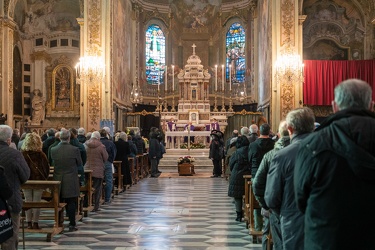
228 145 250 198
248 137 274 177
295 109 375 250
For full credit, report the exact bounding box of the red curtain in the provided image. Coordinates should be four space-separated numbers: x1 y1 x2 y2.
303 60 375 105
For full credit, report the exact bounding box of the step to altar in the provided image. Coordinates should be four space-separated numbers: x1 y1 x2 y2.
159 148 213 170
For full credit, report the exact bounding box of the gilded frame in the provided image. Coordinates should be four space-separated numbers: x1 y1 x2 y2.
52 64 75 111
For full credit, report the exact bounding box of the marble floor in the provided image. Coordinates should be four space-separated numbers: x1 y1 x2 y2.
19 170 262 250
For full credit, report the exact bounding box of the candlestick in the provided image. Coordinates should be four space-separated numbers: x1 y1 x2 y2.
229 65 232 91
221 65 224 91
215 65 218 91
165 66 167 91
172 65 175 91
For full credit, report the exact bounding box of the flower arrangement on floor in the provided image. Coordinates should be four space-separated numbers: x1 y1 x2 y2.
178 156 195 164
180 142 206 149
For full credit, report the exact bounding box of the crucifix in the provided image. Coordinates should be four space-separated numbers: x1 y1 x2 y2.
192 43 196 55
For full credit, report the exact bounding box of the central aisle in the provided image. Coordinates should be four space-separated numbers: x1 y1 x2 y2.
23 175 262 250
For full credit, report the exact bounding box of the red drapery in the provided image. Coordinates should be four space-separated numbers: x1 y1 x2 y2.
303 60 375 106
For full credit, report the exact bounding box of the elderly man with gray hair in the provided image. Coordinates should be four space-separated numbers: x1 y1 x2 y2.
50 129 83 232
0 125 30 249
248 124 259 143
294 79 375 250
265 107 315 250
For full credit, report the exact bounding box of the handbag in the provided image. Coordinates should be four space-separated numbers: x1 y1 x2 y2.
0 198 13 244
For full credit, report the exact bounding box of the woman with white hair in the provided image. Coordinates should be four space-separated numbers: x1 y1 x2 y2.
84 131 108 212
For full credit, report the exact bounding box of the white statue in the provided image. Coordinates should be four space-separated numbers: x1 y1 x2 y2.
31 89 46 125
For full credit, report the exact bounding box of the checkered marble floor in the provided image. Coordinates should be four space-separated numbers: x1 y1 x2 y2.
20 173 262 250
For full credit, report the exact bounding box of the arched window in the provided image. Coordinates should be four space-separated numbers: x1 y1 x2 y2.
226 22 245 84
145 24 166 85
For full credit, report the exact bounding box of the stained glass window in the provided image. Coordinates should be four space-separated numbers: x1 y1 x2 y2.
226 22 246 84
145 24 166 85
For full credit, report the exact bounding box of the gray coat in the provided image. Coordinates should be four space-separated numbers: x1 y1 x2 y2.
50 141 82 198
265 133 310 250
0 141 30 213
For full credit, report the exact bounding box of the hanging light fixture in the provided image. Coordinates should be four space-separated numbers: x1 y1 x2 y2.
130 77 143 106
275 45 304 84
75 49 105 84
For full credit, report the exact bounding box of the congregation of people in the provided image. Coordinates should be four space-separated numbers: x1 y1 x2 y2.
0 123 155 250
222 78 375 250
0 79 374 250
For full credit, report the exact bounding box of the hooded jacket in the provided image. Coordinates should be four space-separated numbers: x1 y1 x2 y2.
295 109 375 250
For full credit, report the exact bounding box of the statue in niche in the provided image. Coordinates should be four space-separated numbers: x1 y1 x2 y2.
55 67 71 108
31 89 45 125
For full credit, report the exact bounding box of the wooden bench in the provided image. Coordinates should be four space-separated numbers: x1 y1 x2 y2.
21 180 65 242
248 180 263 243
128 157 135 185
243 175 252 227
113 161 124 194
79 169 93 216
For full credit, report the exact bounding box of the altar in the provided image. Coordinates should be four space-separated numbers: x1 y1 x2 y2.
158 44 234 149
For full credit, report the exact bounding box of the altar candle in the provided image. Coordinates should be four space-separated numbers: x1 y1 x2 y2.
221 64 224 91
229 65 232 91
215 65 218 91
172 65 175 91
165 66 167 91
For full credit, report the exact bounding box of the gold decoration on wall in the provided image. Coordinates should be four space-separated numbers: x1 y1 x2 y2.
88 84 101 125
280 81 294 118
305 105 333 117
234 109 262 116
280 0 295 46
52 64 75 111
9 81 13 93
88 0 101 47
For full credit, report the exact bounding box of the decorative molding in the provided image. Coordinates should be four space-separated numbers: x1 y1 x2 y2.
280 0 295 46
88 0 101 48
9 81 13 93
280 81 294 119
30 51 52 63
127 110 155 116
88 84 101 125
305 105 333 117
234 109 262 116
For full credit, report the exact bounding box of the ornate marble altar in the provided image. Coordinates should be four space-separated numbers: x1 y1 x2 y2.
159 44 234 149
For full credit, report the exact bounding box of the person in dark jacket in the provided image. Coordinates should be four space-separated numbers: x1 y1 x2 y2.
77 127 87 144
295 79 375 250
42 128 55 156
265 107 315 250
228 135 250 221
148 130 162 178
100 129 117 204
253 120 290 250
47 131 60 166
114 132 132 186
209 130 224 178
70 128 87 185
0 165 13 200
21 132 50 229
248 123 275 231
0 125 30 250
50 129 82 232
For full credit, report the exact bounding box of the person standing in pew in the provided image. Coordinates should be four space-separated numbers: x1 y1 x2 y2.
21 132 50 230
0 125 30 250
114 132 132 187
69 128 87 186
84 131 108 212
50 129 82 232
99 129 117 204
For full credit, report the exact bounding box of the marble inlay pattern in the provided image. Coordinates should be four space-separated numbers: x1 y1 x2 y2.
20 174 262 250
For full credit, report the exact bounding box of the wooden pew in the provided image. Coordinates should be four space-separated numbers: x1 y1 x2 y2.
243 174 252 227
79 169 93 216
21 180 65 242
112 161 124 194
128 157 135 185
248 180 263 243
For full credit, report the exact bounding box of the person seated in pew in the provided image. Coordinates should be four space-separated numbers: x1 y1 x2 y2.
21 132 50 229
84 131 108 212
